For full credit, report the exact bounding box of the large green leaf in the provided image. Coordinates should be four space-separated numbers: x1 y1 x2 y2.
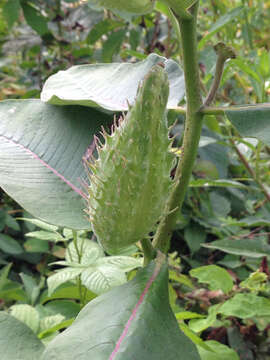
42 254 200 360
41 53 185 111
225 104 270 146
0 100 111 229
0 311 45 359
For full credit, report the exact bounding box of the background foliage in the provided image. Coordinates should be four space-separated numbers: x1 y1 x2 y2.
0 0 270 359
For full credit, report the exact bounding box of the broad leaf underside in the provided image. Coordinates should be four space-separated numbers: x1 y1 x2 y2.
0 100 112 229
41 53 185 111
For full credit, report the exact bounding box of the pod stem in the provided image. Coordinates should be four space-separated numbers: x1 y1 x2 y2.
153 2 204 252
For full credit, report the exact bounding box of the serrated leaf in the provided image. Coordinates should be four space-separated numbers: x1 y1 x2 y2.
9 304 40 334
41 255 200 360
190 265 234 294
225 103 270 146
41 53 185 111
81 264 127 294
0 312 45 359
47 268 83 296
0 100 111 229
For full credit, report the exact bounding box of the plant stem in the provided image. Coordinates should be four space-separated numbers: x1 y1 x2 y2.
141 239 156 266
230 138 270 202
72 230 84 305
203 43 236 107
175 103 270 116
153 2 203 252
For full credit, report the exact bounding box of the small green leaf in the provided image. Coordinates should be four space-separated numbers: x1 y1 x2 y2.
184 223 206 254
198 340 240 360
24 238 49 253
175 311 205 321
203 237 270 258
189 305 219 333
179 323 213 351
80 264 127 294
97 256 143 272
18 218 59 232
47 268 83 296
190 265 234 294
102 29 126 62
66 238 104 265
26 230 64 242
40 283 96 304
0 234 23 255
21 2 49 36
3 0 21 27
198 7 244 49
9 304 40 334
218 293 270 319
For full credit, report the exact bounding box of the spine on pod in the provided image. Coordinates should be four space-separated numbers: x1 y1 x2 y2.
87 65 174 254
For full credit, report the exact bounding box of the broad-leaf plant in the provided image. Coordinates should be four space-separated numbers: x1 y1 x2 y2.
0 1 270 359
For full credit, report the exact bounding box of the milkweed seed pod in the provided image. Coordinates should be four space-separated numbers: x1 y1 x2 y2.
90 0 155 15
87 65 174 254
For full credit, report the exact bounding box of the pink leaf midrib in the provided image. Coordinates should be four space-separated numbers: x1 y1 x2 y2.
1 134 87 199
109 260 163 359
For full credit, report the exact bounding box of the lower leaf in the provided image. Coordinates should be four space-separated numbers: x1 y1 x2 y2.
42 253 200 360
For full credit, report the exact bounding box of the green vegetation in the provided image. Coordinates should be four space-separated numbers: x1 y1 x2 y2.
0 0 270 359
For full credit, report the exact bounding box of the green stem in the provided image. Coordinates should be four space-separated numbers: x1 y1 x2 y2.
72 230 84 305
241 0 253 50
153 2 203 252
203 43 236 107
141 239 156 266
230 138 270 202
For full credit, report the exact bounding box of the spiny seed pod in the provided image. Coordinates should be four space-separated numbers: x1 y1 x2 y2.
90 0 155 15
87 65 174 254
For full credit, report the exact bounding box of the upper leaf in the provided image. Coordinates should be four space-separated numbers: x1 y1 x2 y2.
41 53 185 111
42 254 200 360
0 100 112 229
